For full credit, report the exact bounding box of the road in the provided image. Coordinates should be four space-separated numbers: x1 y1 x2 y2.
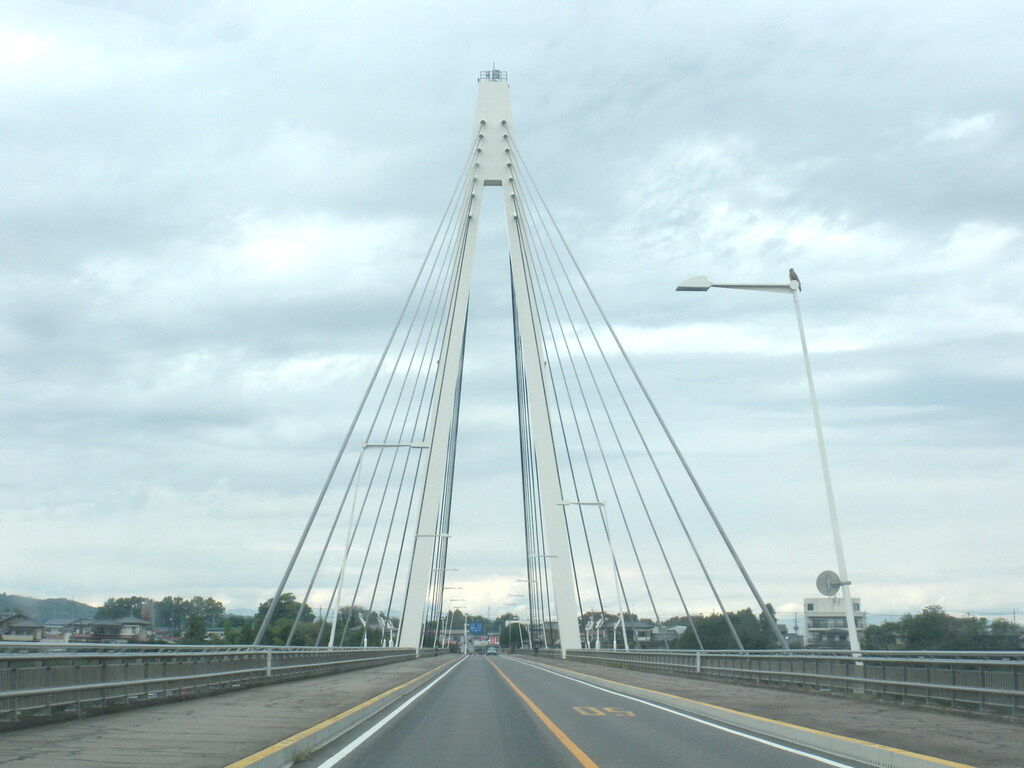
292 654 872 768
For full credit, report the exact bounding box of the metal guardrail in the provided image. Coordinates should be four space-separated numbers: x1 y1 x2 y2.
551 648 1024 716
0 643 417 726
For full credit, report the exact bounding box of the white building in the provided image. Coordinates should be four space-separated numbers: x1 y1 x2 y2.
803 596 866 648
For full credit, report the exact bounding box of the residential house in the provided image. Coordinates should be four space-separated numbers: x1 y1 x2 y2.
118 616 151 641
581 616 669 649
0 612 45 641
68 616 152 643
43 619 71 640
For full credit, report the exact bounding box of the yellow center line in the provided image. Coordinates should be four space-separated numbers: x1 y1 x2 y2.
223 657 457 768
487 657 601 768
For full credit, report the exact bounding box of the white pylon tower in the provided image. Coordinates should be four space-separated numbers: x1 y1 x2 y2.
255 69 790 656
397 69 581 652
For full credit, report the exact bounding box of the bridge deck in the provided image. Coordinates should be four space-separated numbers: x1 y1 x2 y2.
2 652 1020 768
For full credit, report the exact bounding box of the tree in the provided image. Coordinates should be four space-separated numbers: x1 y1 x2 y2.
496 612 527 650
318 605 381 647
95 596 150 619
223 614 257 645
861 606 1024 651
187 596 225 626
863 621 900 650
181 614 208 644
155 596 189 630
985 619 1024 651
153 595 225 635
247 594 346 646
254 593 315 629
669 607 782 649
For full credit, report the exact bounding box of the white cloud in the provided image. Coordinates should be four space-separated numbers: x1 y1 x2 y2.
1 1 1022 623
0 29 49 64
922 113 997 143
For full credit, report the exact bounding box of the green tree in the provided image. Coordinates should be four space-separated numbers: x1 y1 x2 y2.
669 607 782 649
254 593 315 629
155 596 189 631
181 614 208 644
497 612 527 650
223 614 257 644
985 619 1024 651
248 594 344 646
863 621 900 650
95 596 150 619
154 595 225 634
317 606 378 647
187 596 225 626
860 606 1024 651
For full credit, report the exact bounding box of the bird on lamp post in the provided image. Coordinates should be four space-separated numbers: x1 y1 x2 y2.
789 268 801 290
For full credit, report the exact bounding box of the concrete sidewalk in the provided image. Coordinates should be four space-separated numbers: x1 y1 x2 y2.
533 656 1024 768
0 654 451 768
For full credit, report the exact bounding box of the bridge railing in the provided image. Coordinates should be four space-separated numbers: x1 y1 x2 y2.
551 648 1024 716
0 643 417 727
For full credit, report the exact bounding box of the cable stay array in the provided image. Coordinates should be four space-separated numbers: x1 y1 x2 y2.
252 137 481 647
501 131 788 651
255 74 789 652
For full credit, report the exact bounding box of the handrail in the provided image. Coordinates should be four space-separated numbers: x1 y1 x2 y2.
569 651 1024 663
0 648 414 662
567 649 1024 667
566 652 1024 697
0 645 421 725
559 648 1024 716
0 642 398 653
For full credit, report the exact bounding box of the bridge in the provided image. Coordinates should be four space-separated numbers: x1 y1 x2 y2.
2 71 1020 768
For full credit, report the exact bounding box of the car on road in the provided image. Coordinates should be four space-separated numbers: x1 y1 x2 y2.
485 645 498 655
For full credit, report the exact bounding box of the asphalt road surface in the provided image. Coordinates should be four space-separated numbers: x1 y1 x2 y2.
292 654 874 768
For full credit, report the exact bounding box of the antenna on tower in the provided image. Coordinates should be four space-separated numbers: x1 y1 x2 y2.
478 64 507 82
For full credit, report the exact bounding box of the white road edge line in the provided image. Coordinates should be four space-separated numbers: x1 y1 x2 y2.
505 657 859 768
312 656 469 768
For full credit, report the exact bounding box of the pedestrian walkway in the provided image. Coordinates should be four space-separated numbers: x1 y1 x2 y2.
535 656 1024 768
0 655 450 768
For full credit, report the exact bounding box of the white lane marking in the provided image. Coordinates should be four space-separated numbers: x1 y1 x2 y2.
505 657 860 768
312 656 469 767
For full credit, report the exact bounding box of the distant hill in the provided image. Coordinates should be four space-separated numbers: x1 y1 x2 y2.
0 593 97 622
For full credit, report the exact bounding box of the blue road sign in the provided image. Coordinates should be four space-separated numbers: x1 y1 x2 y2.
468 622 484 634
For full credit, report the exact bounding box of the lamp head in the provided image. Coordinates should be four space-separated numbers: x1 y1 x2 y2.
676 275 713 291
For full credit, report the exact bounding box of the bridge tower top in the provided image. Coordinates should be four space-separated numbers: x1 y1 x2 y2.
473 68 513 184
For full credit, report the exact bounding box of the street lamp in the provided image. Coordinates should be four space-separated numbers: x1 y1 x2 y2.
440 588 463 648
513 579 542 649
506 595 525 648
503 602 528 650
506 591 542 650
576 502 629 650
355 612 369 648
447 597 466 654
676 271 862 654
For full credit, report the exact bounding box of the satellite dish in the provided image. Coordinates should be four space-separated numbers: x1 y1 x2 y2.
816 570 842 596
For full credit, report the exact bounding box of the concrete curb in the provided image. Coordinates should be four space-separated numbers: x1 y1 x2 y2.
518 659 976 768
225 657 456 768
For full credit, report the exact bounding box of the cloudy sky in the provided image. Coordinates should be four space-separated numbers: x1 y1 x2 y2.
2 1 1022 625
